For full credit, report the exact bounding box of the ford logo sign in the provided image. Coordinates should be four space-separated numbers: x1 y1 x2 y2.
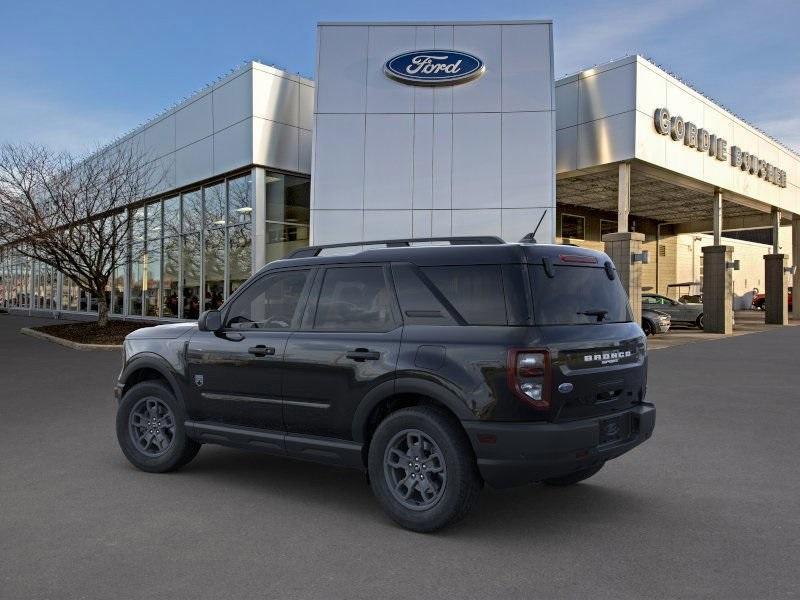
384 49 485 86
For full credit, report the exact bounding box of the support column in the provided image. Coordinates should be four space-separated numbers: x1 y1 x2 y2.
793 216 800 321
712 189 723 246
771 208 781 254
603 231 645 325
764 253 788 325
701 245 734 334
617 162 631 233
252 166 267 272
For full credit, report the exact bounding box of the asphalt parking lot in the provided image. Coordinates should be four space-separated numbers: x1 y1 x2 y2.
1 313 799 599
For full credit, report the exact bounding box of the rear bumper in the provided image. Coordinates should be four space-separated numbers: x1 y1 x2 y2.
463 404 655 488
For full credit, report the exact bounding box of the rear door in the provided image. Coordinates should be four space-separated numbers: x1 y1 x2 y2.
186 268 313 431
282 264 402 439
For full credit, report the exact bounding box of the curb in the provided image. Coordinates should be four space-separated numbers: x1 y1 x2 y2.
20 327 122 351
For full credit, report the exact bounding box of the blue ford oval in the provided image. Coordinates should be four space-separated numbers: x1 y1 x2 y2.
384 49 485 86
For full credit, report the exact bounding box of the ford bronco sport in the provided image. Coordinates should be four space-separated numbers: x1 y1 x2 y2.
115 237 655 532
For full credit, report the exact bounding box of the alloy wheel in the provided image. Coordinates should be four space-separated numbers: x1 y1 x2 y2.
128 397 177 457
383 429 447 511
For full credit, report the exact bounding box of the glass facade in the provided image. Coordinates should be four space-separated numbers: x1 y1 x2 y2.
0 169 310 320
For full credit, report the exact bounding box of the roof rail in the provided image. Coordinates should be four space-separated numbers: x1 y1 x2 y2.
285 236 505 259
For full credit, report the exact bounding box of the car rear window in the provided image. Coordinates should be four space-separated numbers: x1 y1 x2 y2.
529 265 632 325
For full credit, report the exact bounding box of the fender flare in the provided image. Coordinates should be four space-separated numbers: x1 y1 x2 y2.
120 352 187 408
351 376 474 443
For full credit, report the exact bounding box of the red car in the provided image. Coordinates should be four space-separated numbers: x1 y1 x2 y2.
752 287 792 311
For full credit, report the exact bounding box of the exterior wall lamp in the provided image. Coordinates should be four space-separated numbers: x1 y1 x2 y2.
784 265 797 275
631 250 649 264
726 260 741 271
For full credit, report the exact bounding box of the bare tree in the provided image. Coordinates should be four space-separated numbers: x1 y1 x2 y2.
0 142 163 326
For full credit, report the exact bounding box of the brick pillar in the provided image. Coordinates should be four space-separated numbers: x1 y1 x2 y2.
764 254 788 325
603 232 645 325
701 245 733 334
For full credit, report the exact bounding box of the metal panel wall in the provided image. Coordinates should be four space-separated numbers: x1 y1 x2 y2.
312 21 556 245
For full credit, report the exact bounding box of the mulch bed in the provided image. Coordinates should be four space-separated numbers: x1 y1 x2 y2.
33 320 160 345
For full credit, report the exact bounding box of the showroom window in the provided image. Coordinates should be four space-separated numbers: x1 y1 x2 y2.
600 219 617 237
561 214 585 240
265 173 310 264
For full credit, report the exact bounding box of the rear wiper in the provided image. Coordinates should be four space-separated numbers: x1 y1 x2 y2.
577 309 609 322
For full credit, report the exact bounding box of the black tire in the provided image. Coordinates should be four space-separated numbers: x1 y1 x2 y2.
642 319 655 336
368 406 482 533
116 380 200 473
542 462 604 486
696 314 705 329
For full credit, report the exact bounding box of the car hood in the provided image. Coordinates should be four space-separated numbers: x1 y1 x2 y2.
126 322 197 340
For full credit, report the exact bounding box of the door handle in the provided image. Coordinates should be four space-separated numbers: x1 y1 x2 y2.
248 345 276 357
346 349 381 362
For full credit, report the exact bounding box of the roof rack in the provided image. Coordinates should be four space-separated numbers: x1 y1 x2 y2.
286 236 506 259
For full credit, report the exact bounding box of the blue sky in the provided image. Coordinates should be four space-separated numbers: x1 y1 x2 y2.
1 0 798 153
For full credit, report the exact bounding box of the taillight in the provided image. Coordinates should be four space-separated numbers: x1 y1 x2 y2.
508 349 551 410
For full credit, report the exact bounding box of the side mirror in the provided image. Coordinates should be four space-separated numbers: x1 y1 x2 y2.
198 309 222 332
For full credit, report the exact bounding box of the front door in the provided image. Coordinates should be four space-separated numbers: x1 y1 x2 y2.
186 268 313 430
283 265 402 440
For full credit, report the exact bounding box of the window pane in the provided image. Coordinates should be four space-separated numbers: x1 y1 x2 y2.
181 233 201 319
226 270 309 330
561 214 585 240
162 237 180 318
112 265 124 315
228 224 251 297
228 175 251 225
265 173 310 262
391 264 456 326
600 219 616 237
204 228 225 311
204 182 227 228
182 189 201 234
314 267 394 331
421 265 507 326
529 265 632 325
129 243 144 316
146 201 162 240
131 208 145 243
163 196 180 237
144 241 161 317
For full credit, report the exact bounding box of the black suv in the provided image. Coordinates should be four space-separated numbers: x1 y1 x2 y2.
115 237 655 532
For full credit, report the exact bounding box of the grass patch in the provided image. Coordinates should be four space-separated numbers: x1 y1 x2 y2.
34 320 160 345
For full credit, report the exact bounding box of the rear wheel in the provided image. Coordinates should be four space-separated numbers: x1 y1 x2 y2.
368 406 482 533
696 314 705 329
116 381 200 473
542 462 604 486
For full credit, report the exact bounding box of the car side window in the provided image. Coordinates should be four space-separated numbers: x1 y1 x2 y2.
225 270 310 330
643 296 655 304
313 266 396 331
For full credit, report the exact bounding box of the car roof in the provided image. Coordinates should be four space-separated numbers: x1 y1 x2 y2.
261 243 613 271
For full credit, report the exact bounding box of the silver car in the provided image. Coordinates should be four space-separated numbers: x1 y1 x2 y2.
642 308 671 336
642 293 704 329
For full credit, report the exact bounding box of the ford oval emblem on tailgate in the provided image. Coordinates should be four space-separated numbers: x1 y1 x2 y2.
558 383 574 394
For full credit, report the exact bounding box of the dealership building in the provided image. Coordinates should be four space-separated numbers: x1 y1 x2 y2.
2 20 799 332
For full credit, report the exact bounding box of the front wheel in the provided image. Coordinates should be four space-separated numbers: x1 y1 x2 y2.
642 320 655 336
368 406 482 533
116 381 201 473
696 314 705 329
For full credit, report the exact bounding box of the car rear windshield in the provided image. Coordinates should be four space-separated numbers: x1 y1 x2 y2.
529 264 632 325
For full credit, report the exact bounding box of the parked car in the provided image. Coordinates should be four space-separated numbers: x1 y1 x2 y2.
752 287 792 311
114 237 655 532
642 308 671 336
642 293 704 329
